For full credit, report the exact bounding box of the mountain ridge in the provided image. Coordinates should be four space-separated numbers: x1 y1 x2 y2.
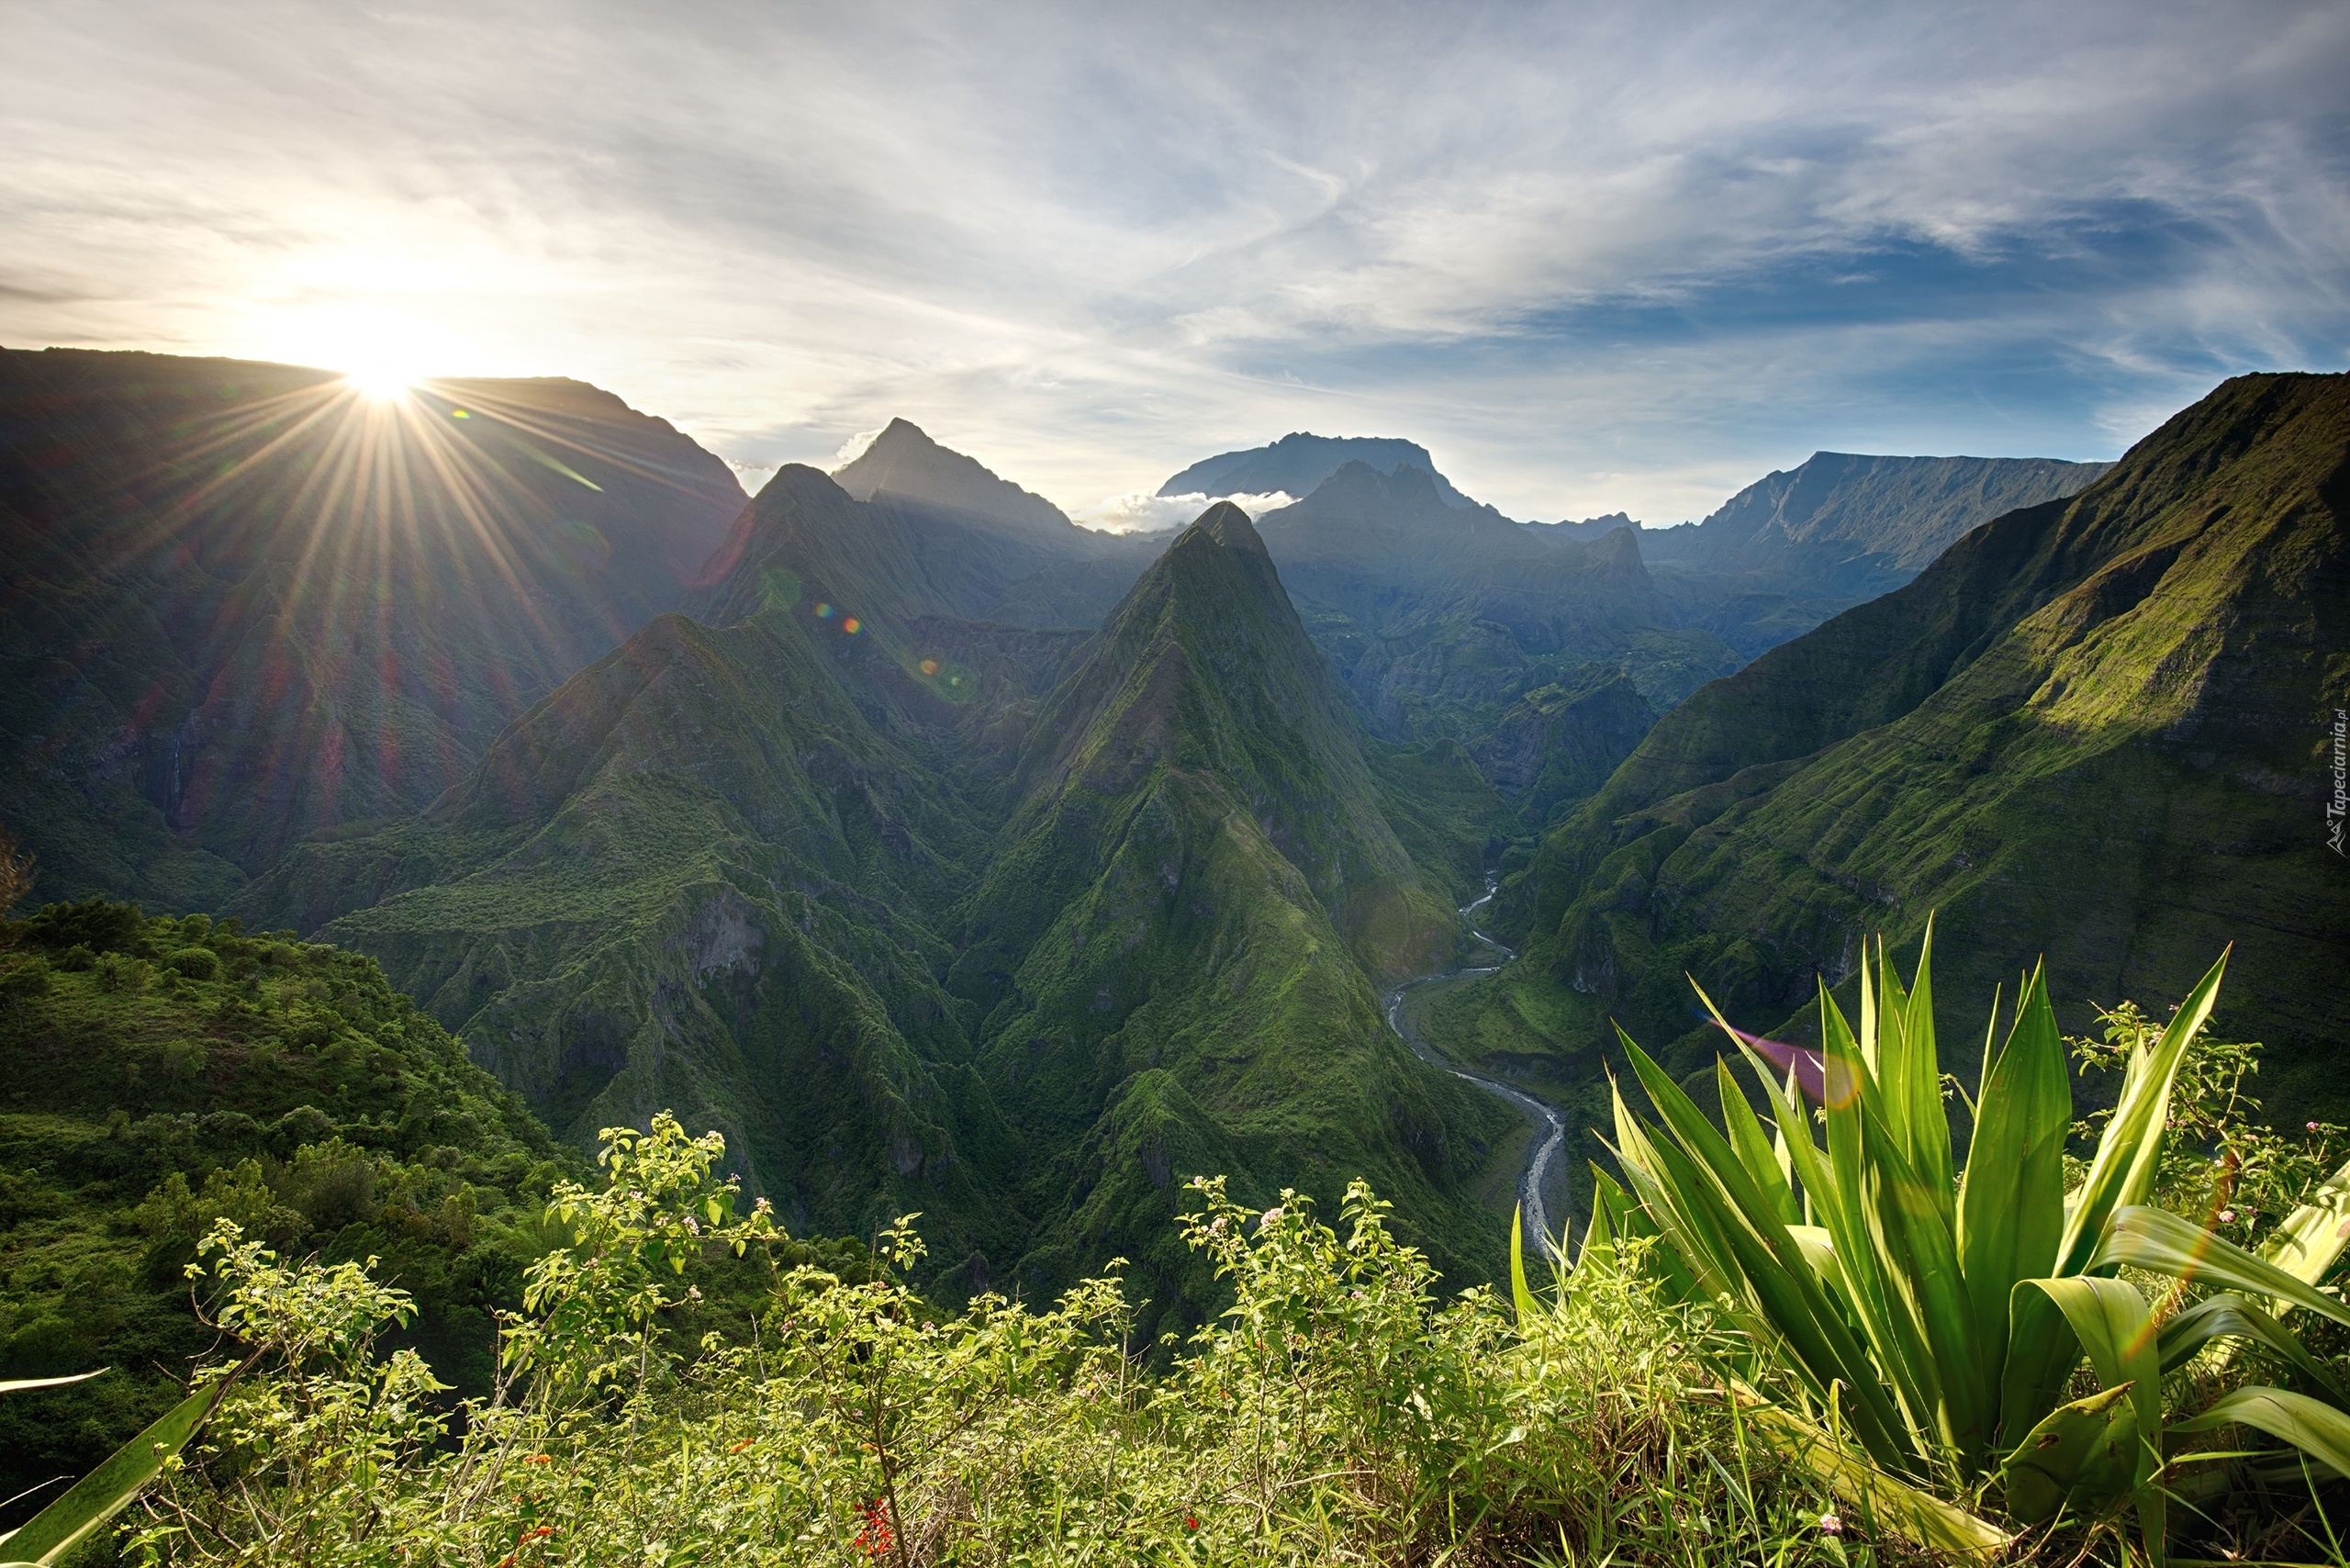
1472 371 2348 1120
1160 432 1473 508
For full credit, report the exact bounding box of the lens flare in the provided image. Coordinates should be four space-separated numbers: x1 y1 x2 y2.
841 617 861 634
1708 1015 1829 1104
919 658 939 676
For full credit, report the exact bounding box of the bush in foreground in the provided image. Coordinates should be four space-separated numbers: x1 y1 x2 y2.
114 1114 1891 1567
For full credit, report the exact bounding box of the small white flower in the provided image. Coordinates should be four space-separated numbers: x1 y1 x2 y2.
2218 1209 2236 1224
684 1215 701 1236
1819 1512 1843 1536
1259 1207 1284 1228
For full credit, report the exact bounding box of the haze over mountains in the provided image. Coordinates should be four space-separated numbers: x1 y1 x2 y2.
0 348 745 909
4 342 2337 1316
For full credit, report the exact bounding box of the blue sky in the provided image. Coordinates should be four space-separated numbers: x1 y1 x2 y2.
3 0 2344 524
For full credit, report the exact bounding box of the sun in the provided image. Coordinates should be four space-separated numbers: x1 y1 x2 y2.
265 305 457 400
344 356 421 401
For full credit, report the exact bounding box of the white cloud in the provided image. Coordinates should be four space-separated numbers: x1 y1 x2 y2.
0 0 2342 522
829 429 884 468
1076 491 1298 534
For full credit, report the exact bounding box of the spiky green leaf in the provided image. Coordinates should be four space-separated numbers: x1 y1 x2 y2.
2094 1204 2350 1328
2169 1385 2350 1481
1954 961 2068 1394
0 1371 235 1565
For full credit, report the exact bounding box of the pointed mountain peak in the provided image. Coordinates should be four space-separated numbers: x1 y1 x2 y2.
1188 498 1270 555
864 415 940 454
830 416 1075 542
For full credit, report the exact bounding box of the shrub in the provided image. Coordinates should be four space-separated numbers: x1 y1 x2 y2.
167 946 220 980
132 1118 1891 1567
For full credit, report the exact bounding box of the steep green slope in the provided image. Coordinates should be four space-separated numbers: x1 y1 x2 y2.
236 465 1111 1283
0 900 570 1513
955 504 1513 1309
232 597 1050 1272
0 349 745 907
1484 372 2349 1118
241 488 1516 1328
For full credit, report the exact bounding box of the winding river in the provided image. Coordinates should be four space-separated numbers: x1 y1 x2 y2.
1382 877 1572 1261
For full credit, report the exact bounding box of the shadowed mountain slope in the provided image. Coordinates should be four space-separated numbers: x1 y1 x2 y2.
1242 463 1730 831
1490 372 2349 1115
1258 463 1729 711
0 348 745 907
233 501 1077 1276
953 503 1510 1303
1160 431 1473 507
241 483 1513 1322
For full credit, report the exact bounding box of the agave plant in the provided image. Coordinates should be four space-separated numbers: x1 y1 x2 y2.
1566 929 2350 1559
0 1365 241 1567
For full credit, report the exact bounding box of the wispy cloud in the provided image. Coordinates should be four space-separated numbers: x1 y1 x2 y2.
1077 491 1298 534
3 0 2344 523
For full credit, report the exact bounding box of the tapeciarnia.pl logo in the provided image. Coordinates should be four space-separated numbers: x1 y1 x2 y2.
2329 707 2347 857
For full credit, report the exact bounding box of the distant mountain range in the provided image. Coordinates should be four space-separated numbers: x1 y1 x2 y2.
1639 451 2112 588
7 343 2333 1312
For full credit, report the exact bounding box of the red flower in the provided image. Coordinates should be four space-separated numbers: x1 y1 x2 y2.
1185 1514 1200 1531
854 1498 898 1559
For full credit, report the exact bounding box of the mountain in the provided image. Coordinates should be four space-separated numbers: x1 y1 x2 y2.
232 472 1051 1262
239 475 1516 1327
834 416 1089 549
950 503 1507 1302
1248 463 1732 829
1475 372 2349 1121
1526 511 1638 544
1160 432 1473 508
0 349 746 908
1639 450 2111 588
820 416 1173 632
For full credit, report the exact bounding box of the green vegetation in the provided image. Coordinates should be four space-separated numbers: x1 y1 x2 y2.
0 898 571 1511
1602 933 2350 1559
35 939 2350 1568
236 499 1517 1336
1482 371 2350 1129
77 1120 1922 1566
